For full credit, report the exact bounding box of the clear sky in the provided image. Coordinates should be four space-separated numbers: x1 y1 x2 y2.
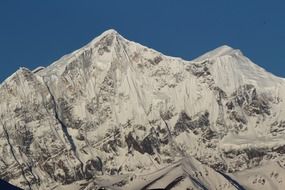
0 0 285 82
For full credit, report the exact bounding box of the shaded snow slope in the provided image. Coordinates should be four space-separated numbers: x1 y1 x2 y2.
53 157 245 190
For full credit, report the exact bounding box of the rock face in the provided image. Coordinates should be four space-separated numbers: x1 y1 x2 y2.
1 29 285 190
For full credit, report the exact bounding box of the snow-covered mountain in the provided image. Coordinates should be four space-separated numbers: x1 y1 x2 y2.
1 29 285 190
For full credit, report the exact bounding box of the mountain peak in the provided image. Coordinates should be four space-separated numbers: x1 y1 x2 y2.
90 29 120 44
101 28 119 36
39 29 123 78
194 45 243 62
213 45 234 52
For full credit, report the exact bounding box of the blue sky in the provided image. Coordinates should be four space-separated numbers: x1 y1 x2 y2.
0 0 285 82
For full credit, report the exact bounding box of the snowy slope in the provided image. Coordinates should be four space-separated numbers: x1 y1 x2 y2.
1 29 285 190
231 161 285 190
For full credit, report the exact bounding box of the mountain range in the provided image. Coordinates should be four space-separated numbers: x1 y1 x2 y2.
1 29 285 190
